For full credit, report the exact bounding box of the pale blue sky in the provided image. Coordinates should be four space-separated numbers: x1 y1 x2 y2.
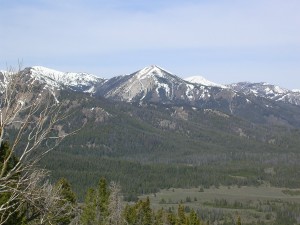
1 0 299 89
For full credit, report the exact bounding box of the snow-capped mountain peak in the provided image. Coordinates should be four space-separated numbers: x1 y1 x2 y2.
100 65 225 103
133 65 173 79
2 65 300 107
27 66 104 93
184 76 227 88
101 65 181 102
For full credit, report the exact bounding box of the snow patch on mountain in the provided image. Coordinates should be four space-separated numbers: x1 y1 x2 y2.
228 82 300 106
184 76 227 88
0 70 14 91
228 82 288 96
103 65 183 102
29 66 104 93
135 65 167 79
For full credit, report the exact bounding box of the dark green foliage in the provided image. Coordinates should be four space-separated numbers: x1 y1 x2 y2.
123 197 153 225
0 141 25 225
154 208 164 225
97 177 110 224
189 209 200 225
56 178 76 204
54 178 77 225
36 91 300 203
237 216 241 225
42 150 300 202
167 212 177 225
32 90 300 224
123 204 137 225
121 197 203 225
81 188 97 225
0 140 18 176
80 178 110 225
141 197 153 225
177 204 187 225
53 91 300 162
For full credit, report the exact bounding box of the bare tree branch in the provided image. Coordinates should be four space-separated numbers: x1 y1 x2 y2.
107 182 123 225
0 66 79 224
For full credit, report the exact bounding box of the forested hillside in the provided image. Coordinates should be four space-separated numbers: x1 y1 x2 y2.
39 90 300 201
2 69 300 224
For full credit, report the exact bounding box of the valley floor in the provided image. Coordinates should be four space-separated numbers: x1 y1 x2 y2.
139 185 300 225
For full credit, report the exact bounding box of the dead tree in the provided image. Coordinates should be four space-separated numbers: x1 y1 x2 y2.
107 182 123 225
0 67 77 224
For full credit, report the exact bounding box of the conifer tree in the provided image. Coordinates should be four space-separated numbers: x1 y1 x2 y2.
142 197 153 225
189 209 200 225
237 216 241 225
123 204 137 225
80 188 97 225
154 208 164 225
166 212 177 225
54 178 77 225
96 177 110 224
178 204 187 225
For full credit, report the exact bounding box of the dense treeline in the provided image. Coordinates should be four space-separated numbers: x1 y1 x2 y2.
79 177 233 225
40 91 300 201
3 138 299 225
57 91 300 163
0 141 240 225
3 68 300 224
41 150 300 201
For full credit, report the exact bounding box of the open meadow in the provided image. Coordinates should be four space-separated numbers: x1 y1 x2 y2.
139 185 300 224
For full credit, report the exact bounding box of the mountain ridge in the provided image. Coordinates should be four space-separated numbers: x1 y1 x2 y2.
1 65 298 101
2 65 300 129
228 82 300 106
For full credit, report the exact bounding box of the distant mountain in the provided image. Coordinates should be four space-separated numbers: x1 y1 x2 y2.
3 64 300 204
228 82 300 106
95 65 237 106
3 64 300 199
96 65 206 103
184 76 227 88
21 66 105 93
1 65 300 128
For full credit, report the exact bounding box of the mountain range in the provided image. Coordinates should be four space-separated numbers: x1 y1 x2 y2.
2 65 300 199
1 65 299 128
2 65 299 105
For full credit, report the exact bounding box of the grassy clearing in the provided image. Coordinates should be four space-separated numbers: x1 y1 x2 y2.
139 185 300 224
141 185 300 206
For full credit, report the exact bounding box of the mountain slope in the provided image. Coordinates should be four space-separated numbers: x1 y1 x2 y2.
94 66 300 128
57 90 300 162
2 66 300 201
228 82 300 106
96 65 199 102
2 65 300 128
184 76 227 88
22 66 105 93
96 65 238 106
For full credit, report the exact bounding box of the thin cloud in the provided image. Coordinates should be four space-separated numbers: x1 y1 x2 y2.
2 0 299 54
0 0 299 89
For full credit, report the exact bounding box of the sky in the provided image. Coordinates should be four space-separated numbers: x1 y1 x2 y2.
0 0 300 89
